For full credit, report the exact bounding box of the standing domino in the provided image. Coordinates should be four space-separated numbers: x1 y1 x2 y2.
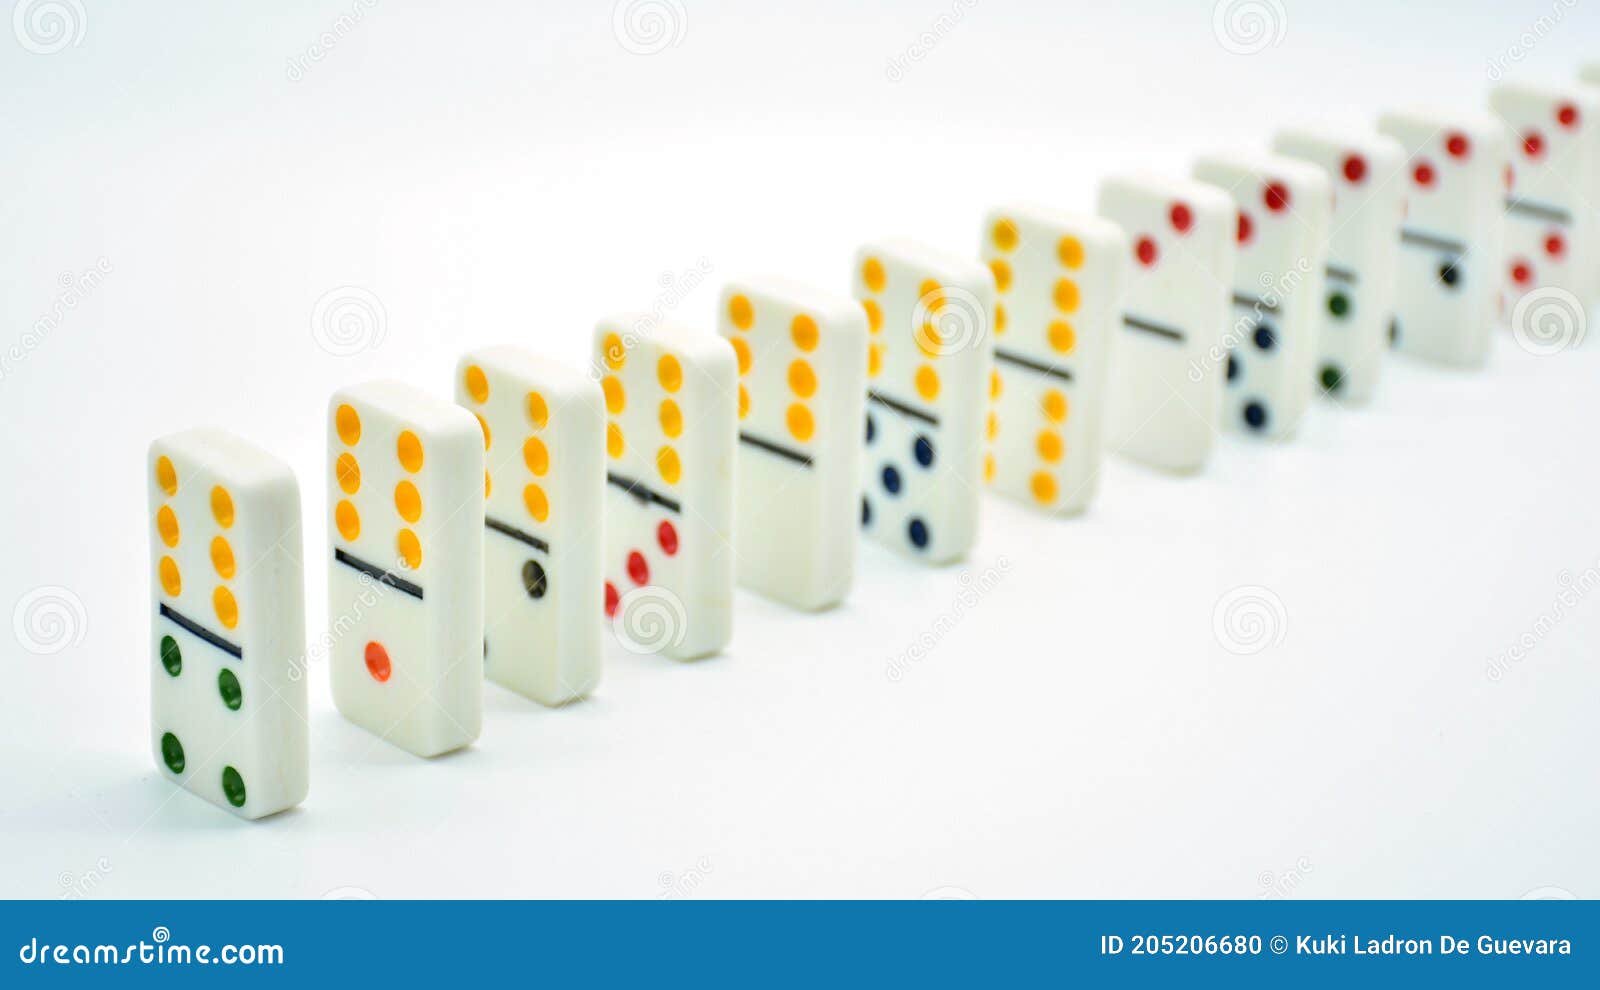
1378 109 1510 367
719 278 867 610
979 207 1127 513
1580 65 1600 298
457 349 604 705
329 381 484 757
595 317 736 660
1193 153 1331 438
149 430 307 819
1097 175 1237 472
1272 128 1407 403
854 239 995 563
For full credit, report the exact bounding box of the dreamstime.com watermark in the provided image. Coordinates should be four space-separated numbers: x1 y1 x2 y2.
884 0 979 83
1258 857 1313 899
58 858 113 900
17 927 284 967
1 258 113 383
1485 0 1578 81
292 568 401 682
657 857 713 899
310 285 387 357
1211 0 1287 56
885 557 1011 682
612 0 686 55
1509 286 1586 355
285 0 379 82
1212 584 1287 656
12 585 88 656
1486 562 1599 682
1188 258 1312 382
589 258 713 380
11 0 86 54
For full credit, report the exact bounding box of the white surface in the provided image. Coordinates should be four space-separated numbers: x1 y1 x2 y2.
3 0 1598 899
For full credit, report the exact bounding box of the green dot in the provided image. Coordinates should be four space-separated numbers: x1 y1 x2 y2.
217 668 243 711
1320 365 1345 393
160 636 182 677
160 732 185 774
222 766 247 808
1328 292 1350 318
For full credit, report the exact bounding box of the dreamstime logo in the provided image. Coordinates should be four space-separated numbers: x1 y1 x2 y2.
2 258 113 384
612 587 687 655
884 0 979 83
285 0 378 82
912 285 989 357
1189 258 1310 382
12 0 85 54
1211 585 1287 656
150 926 171 945
657 857 712 899
321 885 377 900
311 286 387 357
587 258 713 380
1211 0 1287 55
612 0 686 55
13 585 87 655
1510 286 1585 355
1257 857 1313 899
921 886 978 900
885 557 1011 682
1486 0 1578 81
58 857 113 899
1487 563 1599 681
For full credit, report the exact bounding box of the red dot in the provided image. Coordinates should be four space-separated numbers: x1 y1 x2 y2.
1505 165 1515 190
1236 212 1253 244
1169 202 1193 233
1545 233 1566 258
1510 261 1532 286
364 641 391 683
657 520 678 556
626 550 649 586
1342 154 1367 183
1445 132 1471 159
1412 161 1436 188
604 582 619 617
1523 131 1545 158
1557 103 1579 128
1263 181 1290 213
1135 236 1158 266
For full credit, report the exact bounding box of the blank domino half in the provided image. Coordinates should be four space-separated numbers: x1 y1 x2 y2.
1193 153 1331 439
719 278 867 611
1377 108 1509 367
854 239 995 563
979 206 1127 513
148 429 307 819
595 317 736 660
328 381 484 757
457 348 604 705
1272 128 1406 404
1097 175 1237 472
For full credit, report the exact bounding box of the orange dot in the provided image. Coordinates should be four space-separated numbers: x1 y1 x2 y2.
1031 472 1057 504
155 455 178 496
602 375 625 414
915 365 940 401
984 453 997 481
335 404 361 445
990 369 1002 399
607 423 624 458
159 556 182 596
658 353 683 393
396 431 424 473
657 446 681 485
526 391 549 429
335 500 361 540
1043 390 1068 422
659 399 683 437
210 536 235 579
919 279 944 311
791 314 819 352
474 413 491 450
729 294 755 330
787 403 814 442
210 486 234 529
1048 321 1077 354
730 336 752 375
523 436 548 476
738 384 750 419
156 505 180 548
336 452 361 494
988 259 1012 293
862 299 883 333
397 529 422 570
995 304 1008 335
395 480 422 522
213 586 239 630
862 257 887 293
464 364 489 403
1037 431 1064 463
868 343 884 378
1058 236 1085 269
992 218 1020 252
1054 278 1080 313
602 332 626 370
523 484 549 522
788 359 817 398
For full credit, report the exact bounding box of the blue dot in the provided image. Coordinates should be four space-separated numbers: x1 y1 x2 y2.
881 466 901 495
1243 401 1269 431
861 496 872 527
1253 324 1276 351
913 436 934 468
908 518 929 549
1226 352 1239 382
865 414 876 445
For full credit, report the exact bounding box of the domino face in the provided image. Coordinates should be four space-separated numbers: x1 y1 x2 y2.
457 348 604 705
149 429 307 819
720 278 867 610
854 239 995 563
979 207 1127 513
1580 65 1600 298
1193 153 1331 439
328 381 484 757
1377 109 1510 367
595 317 736 660
1489 84 1599 313
1272 128 1407 404
1096 175 1237 472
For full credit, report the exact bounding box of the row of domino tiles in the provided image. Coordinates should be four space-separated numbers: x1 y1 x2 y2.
146 74 1600 819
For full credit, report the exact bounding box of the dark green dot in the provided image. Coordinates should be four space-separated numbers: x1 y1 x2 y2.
160 636 182 677
160 732 185 774
221 766 246 808
1328 292 1350 318
1320 365 1346 393
217 668 242 711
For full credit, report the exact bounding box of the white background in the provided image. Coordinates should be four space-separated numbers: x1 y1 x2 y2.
2 0 1597 899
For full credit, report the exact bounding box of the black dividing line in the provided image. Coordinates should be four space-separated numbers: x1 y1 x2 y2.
486 516 549 554
1505 197 1571 225
867 390 939 427
738 432 814 468
1122 314 1186 344
994 347 1073 384
607 472 682 514
1401 228 1466 255
1326 264 1358 284
159 603 243 660
333 548 424 601
1232 292 1281 315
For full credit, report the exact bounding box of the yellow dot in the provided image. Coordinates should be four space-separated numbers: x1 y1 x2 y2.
464 364 489 403
658 354 683 393
988 258 1012 293
862 257 886 293
1043 390 1068 423
738 385 750 419
397 529 422 570
155 456 178 496
984 454 997 482
485 472 492 497
728 294 754 330
1049 321 1077 354
156 505 180 548
210 536 235 579
474 413 491 450
523 484 549 522
602 332 625 370
1054 278 1080 313
919 279 944 311
335 404 361 445
1037 431 1064 463
526 391 548 429
659 399 682 437
607 423 625 458
791 314 819 352
602 375 625 414
335 500 361 540
916 322 943 358
210 486 234 529
787 403 815 442
1031 472 1057 505
862 299 883 333
915 364 940 401
995 304 1008 335
159 556 182 596
336 452 361 494
987 410 999 440
993 218 1020 252
990 369 1002 399
397 431 424 473
395 480 422 523
213 586 239 630
730 336 752 376
868 343 883 378
788 359 817 398
656 446 681 485
523 436 548 476
1058 236 1085 269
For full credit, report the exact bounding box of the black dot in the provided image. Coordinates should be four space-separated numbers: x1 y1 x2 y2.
861 496 872 527
1438 261 1460 287
1226 352 1240 383
1328 292 1350 318
1252 323 1277 351
864 414 876 445
483 638 489 665
908 518 930 549
1389 319 1400 346
913 436 934 468
881 465 901 495
1243 401 1269 431
1320 364 1345 393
